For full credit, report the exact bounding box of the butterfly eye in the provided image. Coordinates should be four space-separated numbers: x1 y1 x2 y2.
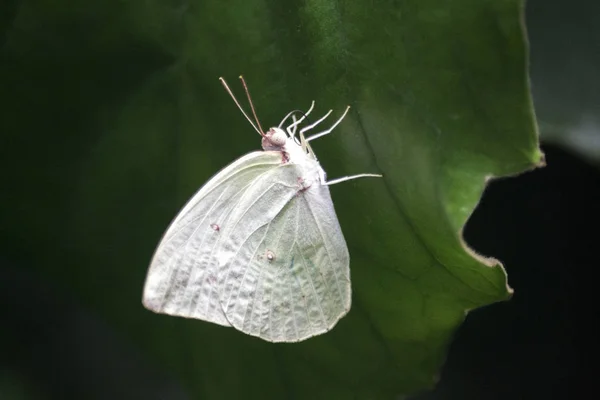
267 128 287 147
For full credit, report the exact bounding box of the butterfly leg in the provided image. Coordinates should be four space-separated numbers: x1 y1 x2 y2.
304 106 350 142
288 114 298 137
284 101 316 137
299 109 333 139
323 173 382 186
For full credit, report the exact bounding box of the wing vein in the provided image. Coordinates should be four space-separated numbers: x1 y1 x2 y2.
234 219 272 327
288 270 298 341
296 240 327 328
221 218 271 309
291 199 317 332
300 194 346 309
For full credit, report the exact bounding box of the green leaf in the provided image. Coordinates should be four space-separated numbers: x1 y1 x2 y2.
0 0 543 398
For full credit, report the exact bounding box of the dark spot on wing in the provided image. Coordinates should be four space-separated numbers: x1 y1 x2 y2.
296 177 311 195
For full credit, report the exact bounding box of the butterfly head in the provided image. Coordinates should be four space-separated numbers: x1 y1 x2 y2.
261 127 288 150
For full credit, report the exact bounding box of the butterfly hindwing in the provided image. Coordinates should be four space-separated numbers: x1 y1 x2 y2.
217 160 351 342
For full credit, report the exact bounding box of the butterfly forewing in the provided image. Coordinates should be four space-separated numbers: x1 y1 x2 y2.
143 151 283 326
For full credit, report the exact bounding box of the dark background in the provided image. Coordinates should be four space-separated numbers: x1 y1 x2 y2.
414 143 598 399
1 0 598 399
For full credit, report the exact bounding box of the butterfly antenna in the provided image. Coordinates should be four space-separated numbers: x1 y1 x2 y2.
219 77 262 136
239 75 265 136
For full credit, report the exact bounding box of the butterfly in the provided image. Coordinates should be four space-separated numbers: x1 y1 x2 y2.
142 76 381 342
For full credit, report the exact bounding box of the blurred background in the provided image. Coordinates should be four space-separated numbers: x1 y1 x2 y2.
1 0 598 399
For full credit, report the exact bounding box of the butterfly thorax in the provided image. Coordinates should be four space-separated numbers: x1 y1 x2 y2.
261 127 325 186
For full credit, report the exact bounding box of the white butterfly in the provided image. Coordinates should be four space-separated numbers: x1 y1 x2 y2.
142 76 381 342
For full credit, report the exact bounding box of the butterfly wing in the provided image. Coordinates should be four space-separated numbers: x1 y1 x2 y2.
217 162 351 342
142 151 284 327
